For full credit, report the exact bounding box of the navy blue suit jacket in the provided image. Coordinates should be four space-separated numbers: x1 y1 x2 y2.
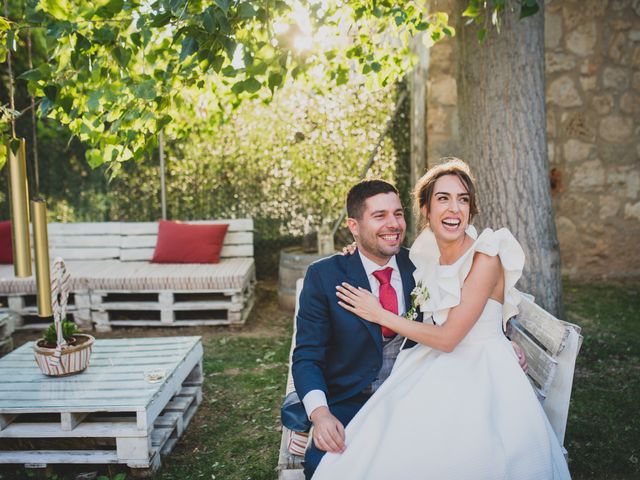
291 248 417 407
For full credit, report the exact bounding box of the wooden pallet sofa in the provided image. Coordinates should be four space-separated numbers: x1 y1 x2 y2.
0 219 255 332
277 280 583 480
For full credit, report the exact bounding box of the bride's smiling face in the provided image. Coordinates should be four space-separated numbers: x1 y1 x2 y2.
424 174 471 242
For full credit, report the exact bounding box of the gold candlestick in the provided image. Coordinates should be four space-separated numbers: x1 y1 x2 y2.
7 139 32 277
31 198 52 317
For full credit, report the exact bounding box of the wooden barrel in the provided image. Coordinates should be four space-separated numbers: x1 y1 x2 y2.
278 247 331 311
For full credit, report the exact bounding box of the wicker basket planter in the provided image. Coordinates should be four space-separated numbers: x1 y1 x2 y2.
33 333 95 376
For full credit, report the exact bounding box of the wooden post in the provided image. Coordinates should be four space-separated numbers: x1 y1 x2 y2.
408 34 429 242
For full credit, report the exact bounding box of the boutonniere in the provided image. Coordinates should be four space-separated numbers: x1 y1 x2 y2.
405 281 429 320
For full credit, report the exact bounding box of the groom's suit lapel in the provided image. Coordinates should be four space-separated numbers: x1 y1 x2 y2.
346 251 383 356
397 249 419 350
396 249 416 314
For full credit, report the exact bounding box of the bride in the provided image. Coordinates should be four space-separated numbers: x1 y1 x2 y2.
312 158 571 479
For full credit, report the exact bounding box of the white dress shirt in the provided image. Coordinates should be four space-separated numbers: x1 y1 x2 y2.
302 251 406 418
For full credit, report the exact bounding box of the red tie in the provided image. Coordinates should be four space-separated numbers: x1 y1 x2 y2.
372 267 397 338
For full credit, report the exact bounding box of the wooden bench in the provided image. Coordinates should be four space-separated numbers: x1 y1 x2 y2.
277 282 582 479
0 219 255 332
277 280 306 480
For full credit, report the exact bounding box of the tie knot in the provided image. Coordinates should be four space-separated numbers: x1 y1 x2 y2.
372 267 393 285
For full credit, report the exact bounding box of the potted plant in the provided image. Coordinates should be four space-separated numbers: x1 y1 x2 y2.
33 258 94 376
34 319 95 377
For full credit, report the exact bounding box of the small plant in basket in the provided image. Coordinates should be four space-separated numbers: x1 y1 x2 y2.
33 258 95 376
39 318 80 349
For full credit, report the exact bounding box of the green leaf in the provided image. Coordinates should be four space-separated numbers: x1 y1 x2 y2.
0 17 10 32
335 67 348 86
215 0 231 14
130 32 142 47
179 37 198 62
477 28 487 42
244 77 261 93
156 114 173 130
39 97 54 115
132 79 157 100
18 64 50 81
87 90 102 111
238 2 257 19
112 46 131 68
43 85 58 101
268 72 283 92
75 33 91 51
59 95 73 113
40 0 71 20
231 80 245 94
85 148 105 168
520 2 540 19
96 0 124 18
214 9 232 34
151 11 172 28
93 27 116 45
371 62 381 72
211 55 224 72
222 65 237 77
6 30 16 51
203 9 217 33
462 3 480 18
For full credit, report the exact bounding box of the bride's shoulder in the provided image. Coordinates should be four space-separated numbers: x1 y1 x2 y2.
474 227 525 267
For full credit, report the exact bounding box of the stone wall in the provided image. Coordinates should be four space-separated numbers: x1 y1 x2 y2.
424 0 640 279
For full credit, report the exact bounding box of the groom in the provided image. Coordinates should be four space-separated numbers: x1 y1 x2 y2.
291 179 418 479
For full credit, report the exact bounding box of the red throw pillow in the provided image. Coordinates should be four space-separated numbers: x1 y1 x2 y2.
0 221 12 264
151 220 229 264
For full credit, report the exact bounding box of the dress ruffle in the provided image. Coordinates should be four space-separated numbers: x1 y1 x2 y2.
409 225 525 330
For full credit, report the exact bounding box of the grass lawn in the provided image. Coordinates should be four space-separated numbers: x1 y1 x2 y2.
1 279 638 480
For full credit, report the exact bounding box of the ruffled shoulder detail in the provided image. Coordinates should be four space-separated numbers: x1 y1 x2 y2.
409 226 525 330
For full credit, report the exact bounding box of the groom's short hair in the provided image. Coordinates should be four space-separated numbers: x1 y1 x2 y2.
347 180 399 219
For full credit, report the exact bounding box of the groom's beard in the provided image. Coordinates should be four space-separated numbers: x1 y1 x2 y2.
356 228 405 263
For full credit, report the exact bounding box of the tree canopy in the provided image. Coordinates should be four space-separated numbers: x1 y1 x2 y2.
0 0 539 172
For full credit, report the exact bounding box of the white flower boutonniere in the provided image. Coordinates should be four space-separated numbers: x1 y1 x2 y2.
404 281 429 321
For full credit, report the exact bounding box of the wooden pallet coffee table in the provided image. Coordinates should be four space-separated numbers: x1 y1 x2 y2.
0 336 203 473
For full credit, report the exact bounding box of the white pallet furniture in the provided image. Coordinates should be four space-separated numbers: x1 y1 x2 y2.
0 336 203 473
277 279 306 480
277 284 582 479
509 296 583 448
0 313 13 357
0 219 256 331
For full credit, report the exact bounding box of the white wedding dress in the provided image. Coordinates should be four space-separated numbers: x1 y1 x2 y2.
313 226 571 480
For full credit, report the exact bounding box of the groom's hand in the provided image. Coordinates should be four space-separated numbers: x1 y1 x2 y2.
511 341 528 373
310 406 346 453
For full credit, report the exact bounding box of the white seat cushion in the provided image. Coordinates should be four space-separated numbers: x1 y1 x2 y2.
0 258 254 294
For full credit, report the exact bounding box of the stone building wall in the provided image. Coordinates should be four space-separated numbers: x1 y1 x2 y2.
423 0 640 279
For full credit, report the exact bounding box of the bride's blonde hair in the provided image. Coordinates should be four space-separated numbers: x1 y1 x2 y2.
413 157 479 227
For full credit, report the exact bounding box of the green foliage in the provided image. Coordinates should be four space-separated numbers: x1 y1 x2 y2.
0 1 537 170
42 318 79 344
462 0 540 41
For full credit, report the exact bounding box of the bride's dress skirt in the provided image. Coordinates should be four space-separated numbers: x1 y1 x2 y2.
313 301 571 480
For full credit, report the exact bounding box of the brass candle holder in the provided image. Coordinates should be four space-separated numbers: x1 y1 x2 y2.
7 139 32 277
31 198 52 318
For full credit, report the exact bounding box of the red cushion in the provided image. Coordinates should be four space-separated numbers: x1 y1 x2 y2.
0 221 12 264
151 220 229 264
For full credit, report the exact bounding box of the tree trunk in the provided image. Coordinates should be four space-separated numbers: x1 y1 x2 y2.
455 1 563 316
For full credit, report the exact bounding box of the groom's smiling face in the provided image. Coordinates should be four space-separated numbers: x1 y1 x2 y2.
348 192 406 266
